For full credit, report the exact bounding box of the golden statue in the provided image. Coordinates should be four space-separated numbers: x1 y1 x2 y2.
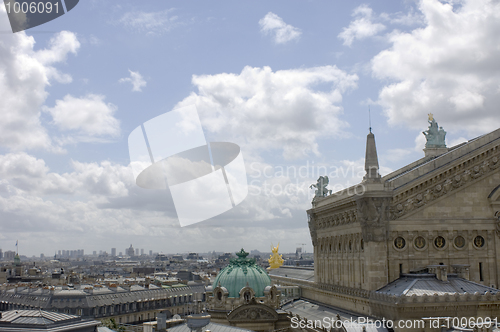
428 113 434 121
268 243 284 269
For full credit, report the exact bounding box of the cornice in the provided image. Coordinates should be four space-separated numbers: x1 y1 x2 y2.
390 144 500 220
312 207 358 231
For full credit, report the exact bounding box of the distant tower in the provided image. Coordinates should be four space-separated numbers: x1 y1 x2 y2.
295 247 302 260
111 248 116 256
126 244 135 257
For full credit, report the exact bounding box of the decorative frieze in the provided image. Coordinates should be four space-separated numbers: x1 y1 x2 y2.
390 145 500 219
357 197 390 242
312 209 358 230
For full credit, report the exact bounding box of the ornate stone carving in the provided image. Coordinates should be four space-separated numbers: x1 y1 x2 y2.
390 147 500 219
312 208 358 230
227 303 278 323
496 211 500 237
307 212 318 246
356 197 389 242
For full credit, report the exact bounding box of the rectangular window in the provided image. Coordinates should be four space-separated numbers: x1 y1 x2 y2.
479 262 484 281
399 263 403 275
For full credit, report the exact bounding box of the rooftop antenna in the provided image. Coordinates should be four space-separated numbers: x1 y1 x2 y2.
369 106 372 133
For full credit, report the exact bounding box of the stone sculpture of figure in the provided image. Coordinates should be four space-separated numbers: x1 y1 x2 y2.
438 126 446 144
423 113 446 148
309 176 332 198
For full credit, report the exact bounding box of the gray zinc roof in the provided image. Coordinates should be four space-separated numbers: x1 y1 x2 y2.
0 284 205 310
169 322 253 332
283 299 388 332
0 309 100 331
0 310 78 324
377 275 499 296
268 267 315 281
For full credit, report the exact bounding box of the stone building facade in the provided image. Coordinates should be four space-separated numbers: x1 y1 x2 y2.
0 283 205 325
271 121 500 330
309 126 500 292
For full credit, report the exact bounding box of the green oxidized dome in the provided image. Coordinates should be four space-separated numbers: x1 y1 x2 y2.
14 253 21 266
213 249 271 298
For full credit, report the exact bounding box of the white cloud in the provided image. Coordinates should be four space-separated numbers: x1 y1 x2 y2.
414 133 426 152
118 10 178 35
119 69 147 92
259 12 302 44
174 65 358 159
44 94 120 138
380 9 425 26
0 151 315 255
382 148 413 163
338 4 386 46
34 31 80 68
448 136 468 148
0 6 79 151
0 152 131 197
372 0 500 135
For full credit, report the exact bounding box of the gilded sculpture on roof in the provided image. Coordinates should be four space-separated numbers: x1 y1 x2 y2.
268 244 284 269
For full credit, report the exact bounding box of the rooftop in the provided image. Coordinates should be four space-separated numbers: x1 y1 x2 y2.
282 299 387 332
0 309 100 331
377 274 500 296
169 322 252 332
268 266 314 282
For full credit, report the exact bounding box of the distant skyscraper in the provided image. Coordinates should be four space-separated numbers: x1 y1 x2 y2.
111 248 116 256
126 244 134 257
93 251 97 256
4 250 15 260
149 250 153 256
135 248 139 256
0 249 3 260
141 249 144 255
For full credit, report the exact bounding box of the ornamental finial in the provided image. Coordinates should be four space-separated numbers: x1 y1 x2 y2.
236 248 249 259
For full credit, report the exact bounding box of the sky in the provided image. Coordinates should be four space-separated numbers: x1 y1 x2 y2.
0 0 499 257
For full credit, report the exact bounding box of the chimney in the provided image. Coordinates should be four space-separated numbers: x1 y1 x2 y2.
452 264 470 280
428 265 448 282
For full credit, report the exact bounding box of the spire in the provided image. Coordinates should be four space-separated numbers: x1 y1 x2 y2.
369 106 372 133
364 130 381 182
